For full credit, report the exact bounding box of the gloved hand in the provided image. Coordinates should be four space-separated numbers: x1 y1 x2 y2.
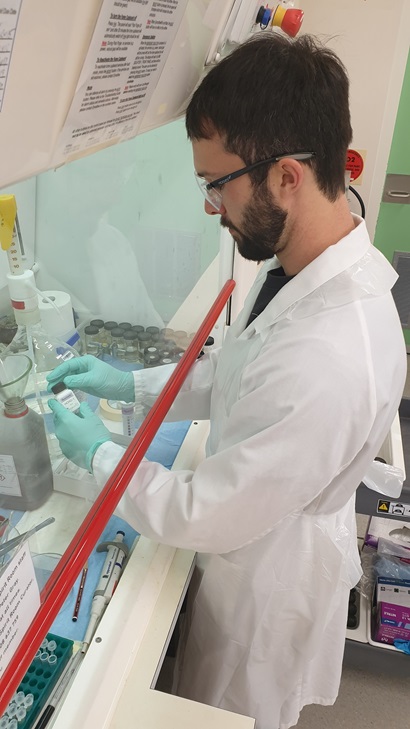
48 399 112 472
46 355 135 403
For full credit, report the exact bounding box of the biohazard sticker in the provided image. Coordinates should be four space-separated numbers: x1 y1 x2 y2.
377 499 410 517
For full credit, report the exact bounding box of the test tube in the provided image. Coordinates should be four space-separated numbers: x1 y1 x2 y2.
121 402 135 437
47 640 57 652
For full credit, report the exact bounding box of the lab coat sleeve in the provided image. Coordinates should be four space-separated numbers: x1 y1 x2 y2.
133 347 221 422
93 332 383 554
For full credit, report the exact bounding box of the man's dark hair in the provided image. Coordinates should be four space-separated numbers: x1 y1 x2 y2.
186 33 352 201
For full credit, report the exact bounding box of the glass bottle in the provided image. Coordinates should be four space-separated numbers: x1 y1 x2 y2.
100 321 118 355
124 330 139 363
84 325 100 356
111 327 125 359
137 331 152 358
89 319 104 343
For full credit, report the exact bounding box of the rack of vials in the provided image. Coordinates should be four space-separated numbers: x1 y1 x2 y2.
83 320 196 367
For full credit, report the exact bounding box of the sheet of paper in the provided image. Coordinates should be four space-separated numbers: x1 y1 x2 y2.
0 543 40 678
0 0 23 111
55 0 189 162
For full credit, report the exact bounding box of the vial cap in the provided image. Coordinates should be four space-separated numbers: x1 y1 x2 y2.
131 325 144 333
118 322 132 330
146 326 160 334
124 330 137 340
111 327 125 337
51 382 66 395
104 321 118 330
138 332 151 341
205 336 215 346
84 325 99 335
90 319 104 328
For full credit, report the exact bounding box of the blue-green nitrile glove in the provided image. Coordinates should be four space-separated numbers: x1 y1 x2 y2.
48 399 112 472
46 355 135 402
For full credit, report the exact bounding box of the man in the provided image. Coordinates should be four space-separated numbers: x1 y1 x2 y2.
48 34 406 729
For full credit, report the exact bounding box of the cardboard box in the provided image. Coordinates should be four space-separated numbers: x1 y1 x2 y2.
373 577 410 644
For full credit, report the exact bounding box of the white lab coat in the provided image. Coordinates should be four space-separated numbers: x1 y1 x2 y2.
93 217 406 729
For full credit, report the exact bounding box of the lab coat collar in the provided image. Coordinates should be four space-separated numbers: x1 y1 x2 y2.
239 216 396 336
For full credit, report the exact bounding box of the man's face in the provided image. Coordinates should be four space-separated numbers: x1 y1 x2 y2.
192 134 288 262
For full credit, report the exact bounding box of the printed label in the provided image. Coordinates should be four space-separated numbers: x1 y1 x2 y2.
0 455 22 497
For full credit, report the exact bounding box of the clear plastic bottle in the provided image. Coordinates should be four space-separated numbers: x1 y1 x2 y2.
0 359 53 511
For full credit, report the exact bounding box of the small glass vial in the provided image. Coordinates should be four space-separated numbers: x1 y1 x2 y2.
51 382 81 414
84 325 100 356
137 331 152 356
131 325 145 336
101 321 118 349
110 327 126 359
146 326 160 336
174 330 187 343
124 330 139 363
90 318 104 332
144 351 160 368
161 327 174 340
143 346 159 367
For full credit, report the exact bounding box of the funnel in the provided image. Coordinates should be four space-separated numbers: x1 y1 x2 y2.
0 354 32 404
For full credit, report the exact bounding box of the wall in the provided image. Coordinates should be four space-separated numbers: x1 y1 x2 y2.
300 0 410 240
373 49 410 344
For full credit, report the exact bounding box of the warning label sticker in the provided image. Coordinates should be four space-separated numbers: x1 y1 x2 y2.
377 499 410 517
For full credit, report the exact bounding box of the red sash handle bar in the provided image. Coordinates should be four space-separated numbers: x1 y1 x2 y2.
0 279 235 714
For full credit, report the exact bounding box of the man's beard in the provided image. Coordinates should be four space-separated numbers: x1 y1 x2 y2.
220 185 287 262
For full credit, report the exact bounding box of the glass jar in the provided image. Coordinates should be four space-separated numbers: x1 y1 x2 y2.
123 330 139 363
146 326 160 336
110 327 126 359
100 321 118 354
84 325 100 356
137 331 152 356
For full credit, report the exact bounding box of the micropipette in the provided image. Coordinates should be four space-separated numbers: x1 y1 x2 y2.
82 530 129 651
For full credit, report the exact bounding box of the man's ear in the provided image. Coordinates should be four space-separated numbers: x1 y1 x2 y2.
268 158 305 202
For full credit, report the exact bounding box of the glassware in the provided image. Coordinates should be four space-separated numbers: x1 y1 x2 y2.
110 327 125 359
123 330 139 363
84 325 100 355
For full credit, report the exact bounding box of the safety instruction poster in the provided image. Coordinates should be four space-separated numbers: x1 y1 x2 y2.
0 543 40 678
0 0 22 112
55 0 189 162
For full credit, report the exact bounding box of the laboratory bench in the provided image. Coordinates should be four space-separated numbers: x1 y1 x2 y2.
5 419 254 729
